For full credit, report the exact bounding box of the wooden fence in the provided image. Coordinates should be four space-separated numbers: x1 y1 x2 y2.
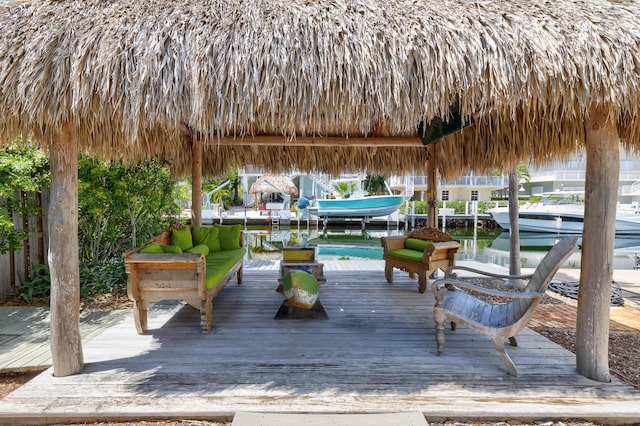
0 190 49 301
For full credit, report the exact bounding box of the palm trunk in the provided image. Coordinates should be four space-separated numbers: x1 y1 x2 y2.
576 103 617 382
49 122 84 376
506 169 524 289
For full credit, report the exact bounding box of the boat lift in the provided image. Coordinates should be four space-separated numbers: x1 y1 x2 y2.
202 180 230 223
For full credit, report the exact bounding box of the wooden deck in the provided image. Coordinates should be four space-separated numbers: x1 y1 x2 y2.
1 260 639 425
0 307 129 372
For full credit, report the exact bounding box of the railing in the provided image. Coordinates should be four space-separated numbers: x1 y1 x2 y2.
441 175 509 187
389 175 509 188
308 173 339 198
621 180 640 196
404 175 414 198
531 170 640 182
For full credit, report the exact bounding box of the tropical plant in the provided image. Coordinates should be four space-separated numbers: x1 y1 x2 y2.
78 259 128 299
17 259 128 303
77 156 182 266
202 168 244 208
517 165 531 186
211 187 231 204
0 141 49 254
332 180 357 197
227 167 244 206
363 174 387 195
16 263 51 303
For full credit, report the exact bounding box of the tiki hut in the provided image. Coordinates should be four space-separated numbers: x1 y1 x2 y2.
250 174 298 208
250 175 298 197
1 0 640 381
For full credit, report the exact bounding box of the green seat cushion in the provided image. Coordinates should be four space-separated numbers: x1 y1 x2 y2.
204 249 244 289
405 238 434 252
389 248 424 262
140 243 164 253
171 227 193 251
215 224 242 250
161 244 183 254
206 248 244 265
185 244 210 256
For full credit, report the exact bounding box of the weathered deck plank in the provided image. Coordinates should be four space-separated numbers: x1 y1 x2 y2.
1 266 639 425
0 306 129 372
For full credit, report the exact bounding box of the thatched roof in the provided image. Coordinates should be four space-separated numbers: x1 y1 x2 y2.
1 0 640 178
250 174 298 195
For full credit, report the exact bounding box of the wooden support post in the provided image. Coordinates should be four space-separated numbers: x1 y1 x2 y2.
506 169 524 289
427 144 437 228
576 103 617 382
49 122 84 376
191 135 203 227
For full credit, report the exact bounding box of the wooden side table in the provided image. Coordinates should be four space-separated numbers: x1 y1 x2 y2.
277 247 326 291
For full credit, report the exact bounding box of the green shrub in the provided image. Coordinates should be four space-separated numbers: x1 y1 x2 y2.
17 264 51 304
17 259 127 304
400 200 427 214
79 259 127 299
441 201 465 213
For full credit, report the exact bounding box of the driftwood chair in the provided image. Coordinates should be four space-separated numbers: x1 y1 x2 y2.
431 236 579 376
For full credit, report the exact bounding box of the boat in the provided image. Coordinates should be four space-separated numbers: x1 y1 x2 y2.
308 192 405 218
483 232 640 270
487 191 640 235
488 232 640 252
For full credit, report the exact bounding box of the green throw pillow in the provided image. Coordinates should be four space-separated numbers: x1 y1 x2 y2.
215 224 242 250
171 227 193 251
161 244 183 253
186 244 210 256
192 225 210 247
405 238 433 252
140 243 164 253
205 225 221 252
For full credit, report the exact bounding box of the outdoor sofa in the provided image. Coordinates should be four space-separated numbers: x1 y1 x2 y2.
124 223 244 333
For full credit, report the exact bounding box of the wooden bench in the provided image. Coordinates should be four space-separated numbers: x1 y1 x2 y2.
431 236 579 375
124 225 243 334
380 227 460 293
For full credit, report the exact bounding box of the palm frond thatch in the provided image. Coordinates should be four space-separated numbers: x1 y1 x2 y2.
250 174 298 195
1 0 640 177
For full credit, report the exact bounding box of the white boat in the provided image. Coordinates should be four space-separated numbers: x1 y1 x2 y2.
488 232 640 252
487 191 640 235
308 192 405 218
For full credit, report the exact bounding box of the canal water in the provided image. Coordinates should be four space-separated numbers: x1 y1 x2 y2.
243 225 640 270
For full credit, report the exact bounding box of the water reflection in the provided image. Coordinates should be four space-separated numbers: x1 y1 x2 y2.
242 227 640 270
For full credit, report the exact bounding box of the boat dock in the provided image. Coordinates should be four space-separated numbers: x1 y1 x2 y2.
195 208 497 230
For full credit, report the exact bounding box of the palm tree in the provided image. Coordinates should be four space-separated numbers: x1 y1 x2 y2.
363 174 387 195
332 181 357 198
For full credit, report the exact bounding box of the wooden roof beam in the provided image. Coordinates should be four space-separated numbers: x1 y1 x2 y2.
202 136 424 147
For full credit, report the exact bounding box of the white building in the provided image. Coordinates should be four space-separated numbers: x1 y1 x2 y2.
520 152 640 204
241 151 640 207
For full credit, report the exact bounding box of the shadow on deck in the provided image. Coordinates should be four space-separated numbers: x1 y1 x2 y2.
1 265 639 425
